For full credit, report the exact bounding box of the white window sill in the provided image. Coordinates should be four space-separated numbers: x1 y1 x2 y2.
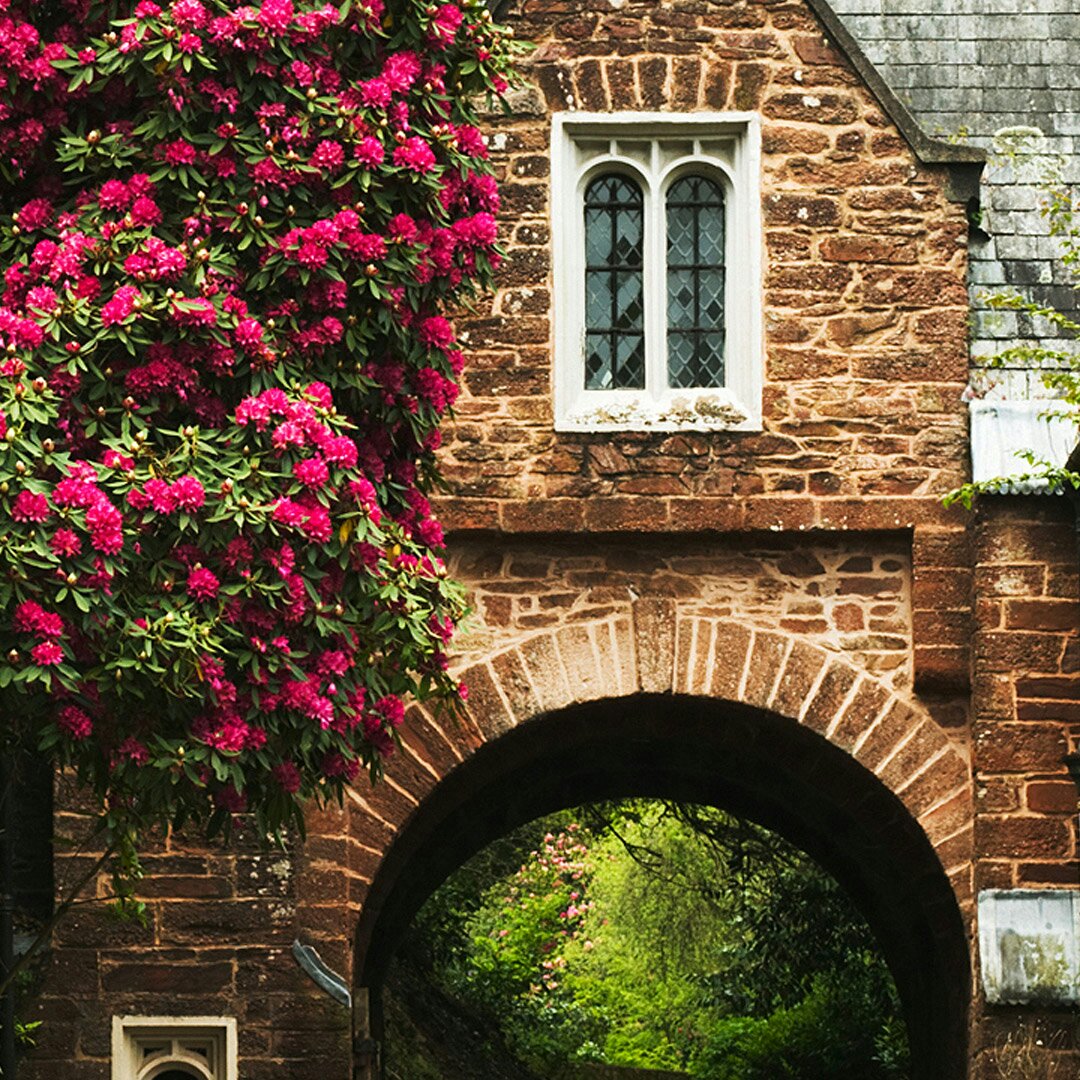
555 391 760 433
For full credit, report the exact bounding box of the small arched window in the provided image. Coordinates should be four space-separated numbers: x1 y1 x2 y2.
113 1017 236 1080
666 174 726 389
583 174 646 391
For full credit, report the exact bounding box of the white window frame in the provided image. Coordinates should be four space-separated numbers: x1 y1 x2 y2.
112 1016 238 1080
551 111 763 433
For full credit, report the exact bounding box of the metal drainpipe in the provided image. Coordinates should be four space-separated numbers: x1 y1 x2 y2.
1063 452 1080 831
1 749 16 1079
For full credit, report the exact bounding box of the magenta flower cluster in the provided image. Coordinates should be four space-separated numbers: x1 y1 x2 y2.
0 0 522 840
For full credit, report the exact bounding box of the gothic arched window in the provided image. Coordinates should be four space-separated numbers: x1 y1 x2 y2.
553 115 762 432
584 174 646 391
666 174 726 390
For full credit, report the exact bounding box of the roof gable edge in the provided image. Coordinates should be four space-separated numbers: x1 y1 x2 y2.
798 0 985 199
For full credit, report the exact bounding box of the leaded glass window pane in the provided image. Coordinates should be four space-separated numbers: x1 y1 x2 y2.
666 175 726 389
584 175 645 390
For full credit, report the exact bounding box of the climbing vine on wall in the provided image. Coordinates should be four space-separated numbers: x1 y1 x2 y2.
946 144 1080 507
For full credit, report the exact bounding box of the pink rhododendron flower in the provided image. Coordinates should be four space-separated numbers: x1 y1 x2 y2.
98 179 131 210
12 490 50 522
273 761 302 792
417 518 445 548
360 78 392 108
31 641 64 666
310 139 344 172
171 0 210 29
302 505 331 542
293 456 329 489
144 478 176 514
235 317 265 352
15 198 53 232
257 0 294 35
57 705 93 740
393 136 437 174
171 297 216 326
321 751 359 779
419 315 455 350
14 601 64 638
129 195 162 226
25 285 58 314
171 475 206 510
383 51 421 93
354 136 384 167
187 566 220 600
163 139 197 166
116 737 150 765
101 286 141 327
49 529 82 558
431 4 463 43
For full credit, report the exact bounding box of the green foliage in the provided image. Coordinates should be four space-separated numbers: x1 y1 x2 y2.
693 969 906 1080
405 800 910 1079
0 0 527 893
15 1019 42 1047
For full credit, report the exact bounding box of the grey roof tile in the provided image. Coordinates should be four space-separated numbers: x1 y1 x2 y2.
826 0 1078 364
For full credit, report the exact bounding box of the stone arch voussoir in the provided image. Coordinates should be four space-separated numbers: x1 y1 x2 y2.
381 604 973 883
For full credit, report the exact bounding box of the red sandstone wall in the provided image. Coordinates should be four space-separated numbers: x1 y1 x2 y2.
972 498 1080 891
20 790 353 1079
968 497 1080 1073
439 0 974 691
450 536 916 691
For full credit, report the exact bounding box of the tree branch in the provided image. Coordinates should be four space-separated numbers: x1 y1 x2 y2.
0 840 118 1001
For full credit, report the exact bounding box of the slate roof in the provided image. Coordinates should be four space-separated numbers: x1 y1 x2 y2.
829 0 1080 396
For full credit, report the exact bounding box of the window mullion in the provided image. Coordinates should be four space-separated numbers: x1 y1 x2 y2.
646 173 666 401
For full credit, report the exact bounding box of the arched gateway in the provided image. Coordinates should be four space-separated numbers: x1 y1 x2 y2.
349 604 974 1080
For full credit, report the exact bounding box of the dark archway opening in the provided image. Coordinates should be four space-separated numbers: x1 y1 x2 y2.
354 695 971 1080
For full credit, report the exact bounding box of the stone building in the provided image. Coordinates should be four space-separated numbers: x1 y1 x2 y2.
19 0 1080 1078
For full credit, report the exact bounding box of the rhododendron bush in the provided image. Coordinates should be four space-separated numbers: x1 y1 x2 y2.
0 0 522 854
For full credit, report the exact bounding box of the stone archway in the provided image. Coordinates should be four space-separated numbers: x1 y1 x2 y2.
348 603 974 1080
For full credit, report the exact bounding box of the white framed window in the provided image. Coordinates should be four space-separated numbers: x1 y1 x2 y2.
112 1016 238 1080
551 112 763 432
